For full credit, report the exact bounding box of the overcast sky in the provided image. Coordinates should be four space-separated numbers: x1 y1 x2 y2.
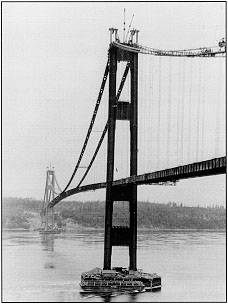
2 2 226 206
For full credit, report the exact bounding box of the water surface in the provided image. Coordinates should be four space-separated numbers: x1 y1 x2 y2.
2 229 226 302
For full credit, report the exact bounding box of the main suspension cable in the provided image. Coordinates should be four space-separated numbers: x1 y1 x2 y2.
61 60 110 193
77 123 108 188
77 62 131 188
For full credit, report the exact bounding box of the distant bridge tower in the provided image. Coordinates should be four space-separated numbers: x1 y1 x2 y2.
104 29 138 270
41 168 56 230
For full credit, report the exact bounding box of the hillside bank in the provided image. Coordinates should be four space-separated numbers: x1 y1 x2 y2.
2 197 226 230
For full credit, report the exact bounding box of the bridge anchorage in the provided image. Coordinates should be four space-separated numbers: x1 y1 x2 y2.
39 168 62 234
45 26 225 294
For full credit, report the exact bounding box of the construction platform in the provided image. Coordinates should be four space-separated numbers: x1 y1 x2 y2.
80 267 161 292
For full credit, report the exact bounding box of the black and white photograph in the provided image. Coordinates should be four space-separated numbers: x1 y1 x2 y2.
2 1 226 302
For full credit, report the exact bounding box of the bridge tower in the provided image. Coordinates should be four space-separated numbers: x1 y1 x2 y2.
41 168 56 230
104 30 138 270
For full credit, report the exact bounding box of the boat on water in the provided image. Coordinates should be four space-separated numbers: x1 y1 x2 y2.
80 267 161 292
37 227 61 234
39 229 61 234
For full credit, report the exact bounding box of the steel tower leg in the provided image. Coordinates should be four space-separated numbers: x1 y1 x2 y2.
129 52 138 270
44 170 49 231
43 169 55 231
104 47 138 271
104 46 117 270
45 207 49 231
51 207 54 229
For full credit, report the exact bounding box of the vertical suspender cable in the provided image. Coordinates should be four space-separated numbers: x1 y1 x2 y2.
142 55 146 169
157 57 162 169
54 175 62 193
187 59 193 162
196 58 201 161
149 56 153 170
176 58 182 165
215 59 222 156
147 57 150 171
201 61 205 160
149 56 154 169
145 57 148 171
180 58 186 164
139 55 144 170
166 57 172 168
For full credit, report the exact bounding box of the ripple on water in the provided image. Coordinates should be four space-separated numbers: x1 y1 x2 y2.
2 230 226 302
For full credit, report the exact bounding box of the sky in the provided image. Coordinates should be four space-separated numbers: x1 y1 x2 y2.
2 2 226 207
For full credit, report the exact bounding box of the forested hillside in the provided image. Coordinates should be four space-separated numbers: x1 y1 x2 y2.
2 197 226 230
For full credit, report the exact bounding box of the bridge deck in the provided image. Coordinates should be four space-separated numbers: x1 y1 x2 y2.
49 156 226 207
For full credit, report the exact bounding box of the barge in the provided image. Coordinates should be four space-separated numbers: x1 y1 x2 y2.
80 267 161 292
39 228 60 234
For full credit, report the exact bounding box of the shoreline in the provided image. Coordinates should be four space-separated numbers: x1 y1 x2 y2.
2 227 226 233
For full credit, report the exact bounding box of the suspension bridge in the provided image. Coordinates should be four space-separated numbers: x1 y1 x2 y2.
41 28 226 271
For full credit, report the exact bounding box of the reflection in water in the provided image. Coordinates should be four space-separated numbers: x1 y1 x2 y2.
44 262 55 269
40 234 55 251
79 289 147 302
40 234 56 271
